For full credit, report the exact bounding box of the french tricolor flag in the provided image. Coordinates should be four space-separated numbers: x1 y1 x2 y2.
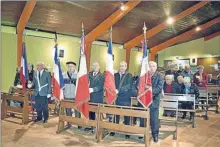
104 39 116 104
75 32 90 119
137 38 152 108
52 44 64 101
20 42 28 92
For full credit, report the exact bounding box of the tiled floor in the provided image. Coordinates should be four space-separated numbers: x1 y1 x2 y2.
2 112 220 147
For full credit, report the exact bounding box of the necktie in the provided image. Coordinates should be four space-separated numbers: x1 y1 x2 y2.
38 72 41 80
94 72 97 76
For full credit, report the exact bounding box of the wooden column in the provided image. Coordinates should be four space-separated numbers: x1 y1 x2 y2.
17 1 36 67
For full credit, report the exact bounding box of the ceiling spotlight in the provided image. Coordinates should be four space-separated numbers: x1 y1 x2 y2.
120 4 125 11
196 26 201 31
167 17 174 25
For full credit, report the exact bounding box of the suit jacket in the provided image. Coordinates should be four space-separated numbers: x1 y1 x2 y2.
89 72 104 103
193 72 207 88
175 83 185 94
63 71 77 99
207 79 217 85
33 70 52 97
165 70 178 81
151 71 164 108
163 82 178 93
182 84 200 100
114 72 133 103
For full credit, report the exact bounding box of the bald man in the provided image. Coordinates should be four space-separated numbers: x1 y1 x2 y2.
85 61 104 131
110 61 133 139
139 61 164 143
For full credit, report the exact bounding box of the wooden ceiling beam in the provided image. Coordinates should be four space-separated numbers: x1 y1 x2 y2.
85 1 141 70
124 1 209 51
150 17 220 61
17 1 36 67
204 31 220 41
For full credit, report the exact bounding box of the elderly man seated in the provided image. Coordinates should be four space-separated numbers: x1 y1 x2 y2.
176 75 185 94
182 77 200 120
207 74 217 85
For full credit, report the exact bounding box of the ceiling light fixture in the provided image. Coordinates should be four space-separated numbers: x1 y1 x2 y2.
120 4 125 11
167 17 174 25
195 26 201 31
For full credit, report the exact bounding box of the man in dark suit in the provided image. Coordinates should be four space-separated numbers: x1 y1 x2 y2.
29 62 51 123
207 74 217 85
110 61 133 139
165 64 178 82
139 61 164 143
85 61 104 131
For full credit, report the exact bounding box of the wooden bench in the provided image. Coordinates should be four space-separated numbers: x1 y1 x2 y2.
160 95 178 140
207 85 220 114
56 99 99 134
163 94 196 128
197 88 209 120
12 88 36 119
56 100 151 147
1 92 30 124
96 104 150 147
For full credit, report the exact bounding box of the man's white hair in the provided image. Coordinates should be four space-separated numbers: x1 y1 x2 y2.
36 61 44 66
165 75 173 80
93 61 100 65
120 61 127 66
149 61 157 66
183 77 191 83
185 64 190 69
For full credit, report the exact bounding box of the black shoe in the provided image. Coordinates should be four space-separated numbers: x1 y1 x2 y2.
34 119 41 122
84 127 92 131
125 135 130 139
110 132 115 136
182 115 186 119
153 136 158 143
65 123 71 128
43 120 48 123
139 137 143 140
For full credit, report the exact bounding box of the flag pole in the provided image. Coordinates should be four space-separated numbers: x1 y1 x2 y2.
110 26 117 127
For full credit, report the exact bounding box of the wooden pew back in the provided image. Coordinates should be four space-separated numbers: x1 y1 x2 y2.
57 100 99 133
96 104 150 147
1 92 29 124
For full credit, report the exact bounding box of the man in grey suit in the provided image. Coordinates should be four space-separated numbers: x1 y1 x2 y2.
29 62 51 123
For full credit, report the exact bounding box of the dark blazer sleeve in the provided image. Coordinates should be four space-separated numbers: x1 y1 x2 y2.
47 72 52 94
119 73 133 93
14 73 20 86
193 85 200 99
153 73 164 96
172 83 178 93
93 74 104 93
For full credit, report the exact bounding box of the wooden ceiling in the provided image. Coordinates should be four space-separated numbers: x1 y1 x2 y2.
1 1 220 48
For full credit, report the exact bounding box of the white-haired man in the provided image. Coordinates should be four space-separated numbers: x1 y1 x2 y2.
30 62 51 123
139 61 164 143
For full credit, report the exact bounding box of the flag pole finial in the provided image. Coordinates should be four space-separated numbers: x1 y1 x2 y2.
82 22 84 35
143 22 147 40
54 32 58 44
